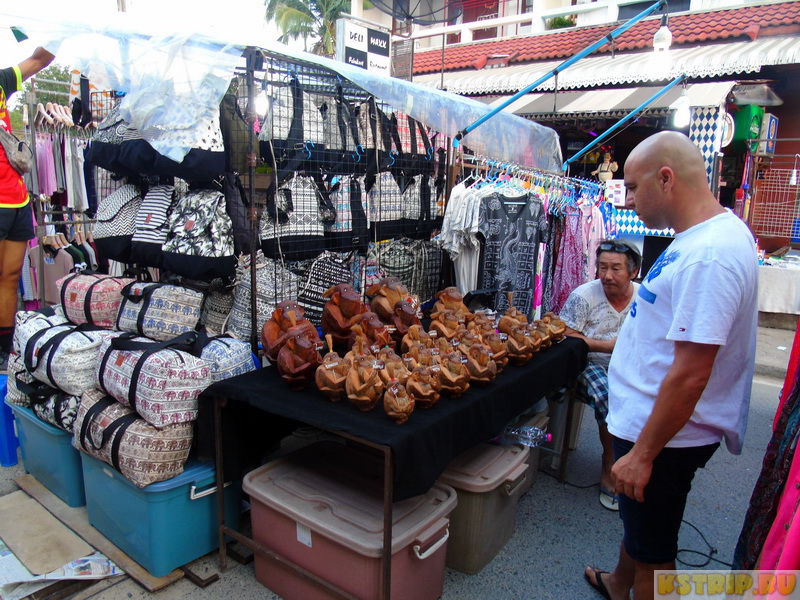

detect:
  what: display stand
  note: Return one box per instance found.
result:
[205,337,587,599]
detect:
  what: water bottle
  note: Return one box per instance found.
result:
[497,425,552,448]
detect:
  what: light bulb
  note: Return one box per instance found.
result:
[673,89,691,129]
[653,14,672,52]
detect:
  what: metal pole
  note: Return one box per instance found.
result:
[562,74,685,171]
[453,0,667,147]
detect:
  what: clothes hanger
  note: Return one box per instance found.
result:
[37,103,54,126]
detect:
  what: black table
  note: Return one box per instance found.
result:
[202,336,587,501]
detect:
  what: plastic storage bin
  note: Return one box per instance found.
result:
[80,453,241,577]
[244,441,457,600]
[8,400,85,507]
[437,442,529,574]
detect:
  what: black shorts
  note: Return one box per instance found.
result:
[0,202,35,242]
[613,436,719,564]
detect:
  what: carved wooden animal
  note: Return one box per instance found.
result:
[377,349,410,387]
[348,311,395,351]
[262,300,320,363]
[429,308,463,341]
[497,292,528,334]
[437,351,470,398]
[506,325,535,365]
[468,314,496,337]
[383,383,414,424]
[346,354,385,411]
[321,284,369,350]
[367,277,410,323]
[406,366,441,409]
[401,324,431,354]
[315,335,350,402]
[482,332,509,371]
[389,300,421,347]
[276,326,323,390]
[431,286,470,319]
[344,327,373,363]
[452,330,480,354]
[465,344,498,385]
[402,343,438,370]
[541,312,567,341]
[535,320,554,349]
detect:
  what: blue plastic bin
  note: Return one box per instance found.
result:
[81,453,242,577]
[0,375,18,467]
[7,400,85,507]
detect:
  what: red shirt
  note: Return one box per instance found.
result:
[0,66,28,208]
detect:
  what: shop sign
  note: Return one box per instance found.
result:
[605,179,626,207]
[335,19,391,75]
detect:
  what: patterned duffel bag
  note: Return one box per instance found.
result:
[56,271,134,329]
[74,389,194,488]
[95,333,211,428]
[16,378,81,432]
[196,333,257,383]
[5,352,34,408]
[115,282,204,342]
[13,310,69,356]
[21,323,119,397]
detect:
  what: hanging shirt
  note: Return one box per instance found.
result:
[478,189,547,317]
[0,66,28,208]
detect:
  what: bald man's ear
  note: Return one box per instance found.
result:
[658,166,675,192]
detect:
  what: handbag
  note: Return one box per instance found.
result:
[5,352,34,408]
[93,184,143,264]
[16,377,81,432]
[0,125,33,175]
[296,250,354,327]
[194,331,256,382]
[131,184,177,268]
[22,322,119,397]
[162,187,236,280]
[56,271,134,328]
[96,332,210,428]
[116,282,205,342]
[200,280,235,336]
[74,389,194,488]
[13,310,69,356]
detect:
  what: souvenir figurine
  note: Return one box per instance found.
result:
[346,354,385,411]
[465,343,498,385]
[344,328,373,363]
[506,325,535,365]
[432,332,453,357]
[406,365,441,409]
[482,331,509,371]
[321,284,369,351]
[383,382,414,424]
[468,312,496,337]
[497,292,528,334]
[535,320,554,349]
[315,335,350,402]
[377,348,411,387]
[389,299,421,347]
[452,329,481,354]
[431,286,471,319]
[276,326,323,390]
[524,325,544,354]
[401,324,432,354]
[429,308,464,341]
[348,311,395,351]
[541,312,567,341]
[437,351,471,398]
[367,277,411,323]
[403,343,438,370]
[262,300,320,363]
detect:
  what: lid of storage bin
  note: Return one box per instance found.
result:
[437,443,529,493]
[82,455,217,493]
[243,441,457,557]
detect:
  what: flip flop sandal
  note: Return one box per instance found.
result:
[599,487,619,511]
[585,567,612,600]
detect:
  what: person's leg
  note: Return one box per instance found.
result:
[0,239,27,352]
[631,557,674,600]
[599,421,615,492]
[585,541,635,599]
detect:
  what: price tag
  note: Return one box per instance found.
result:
[430,348,440,356]
[451,339,460,347]
[373,360,385,369]
[460,355,469,364]
[324,361,340,369]
[499,333,508,341]
[371,344,381,353]
[429,330,438,338]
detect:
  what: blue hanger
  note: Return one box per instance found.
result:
[303,140,315,160]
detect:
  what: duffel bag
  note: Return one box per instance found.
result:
[13,310,69,356]
[74,389,194,488]
[195,331,256,382]
[5,352,34,408]
[23,323,120,397]
[17,378,80,432]
[95,333,210,428]
[56,271,134,329]
[115,282,204,342]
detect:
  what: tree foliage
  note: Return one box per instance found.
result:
[265,0,350,57]
[8,63,72,135]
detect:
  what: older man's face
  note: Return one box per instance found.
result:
[597,251,635,296]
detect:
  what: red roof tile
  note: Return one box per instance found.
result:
[413,1,800,74]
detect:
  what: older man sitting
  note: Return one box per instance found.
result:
[560,239,641,510]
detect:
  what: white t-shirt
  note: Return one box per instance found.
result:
[559,278,639,368]
[607,210,758,455]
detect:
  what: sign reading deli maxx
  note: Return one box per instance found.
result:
[335,18,391,75]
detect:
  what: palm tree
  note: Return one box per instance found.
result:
[265,0,351,57]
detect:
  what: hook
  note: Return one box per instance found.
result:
[388,149,397,167]
[303,140,315,160]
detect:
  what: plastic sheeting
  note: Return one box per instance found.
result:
[6,13,561,171]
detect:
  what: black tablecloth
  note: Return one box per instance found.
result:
[200,336,587,501]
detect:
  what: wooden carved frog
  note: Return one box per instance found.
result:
[376,348,410,387]
[452,329,481,354]
[406,366,441,410]
[401,324,432,354]
[541,312,567,341]
[468,313,497,337]
[315,335,351,402]
[465,344,497,385]
[506,325,535,365]
[437,351,471,398]
[402,343,438,370]
[262,300,320,363]
[383,382,414,424]
[482,331,509,371]
[348,312,395,351]
[276,326,323,390]
[389,300,421,348]
[321,284,369,350]
[367,276,410,323]
[497,292,528,334]
[429,308,464,341]
[431,286,471,319]
[534,320,554,349]
[346,354,385,411]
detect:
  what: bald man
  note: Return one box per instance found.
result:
[584,132,758,600]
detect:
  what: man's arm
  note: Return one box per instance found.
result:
[18,47,55,82]
[564,326,616,354]
[611,340,719,502]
